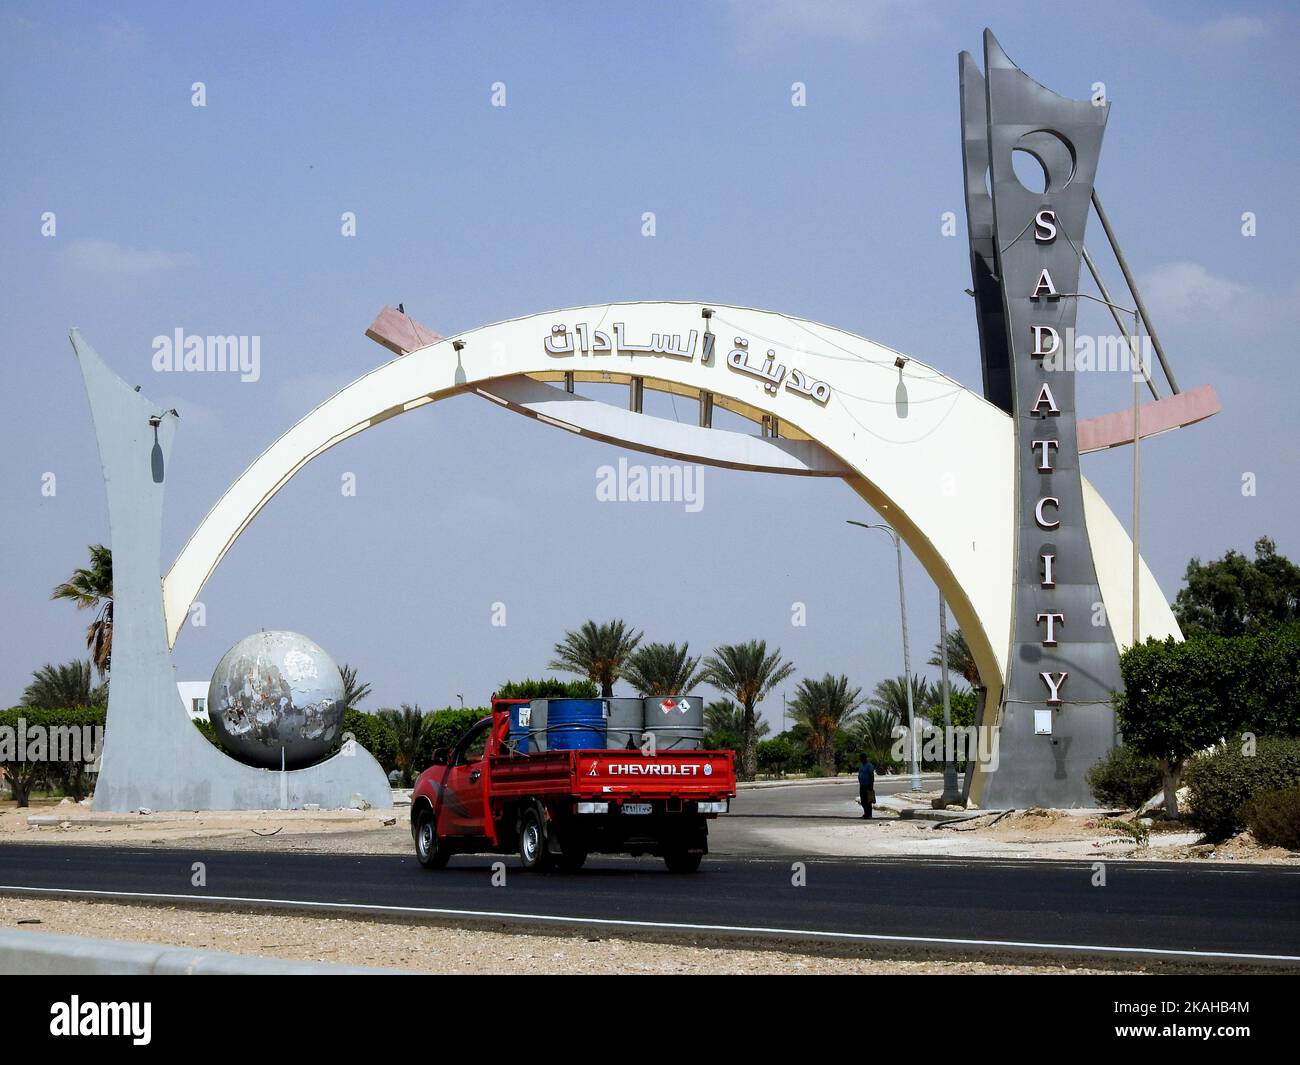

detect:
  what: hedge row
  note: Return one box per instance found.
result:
[0,706,107,805]
[495,678,599,699]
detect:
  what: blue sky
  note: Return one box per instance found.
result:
[2,1,1297,725]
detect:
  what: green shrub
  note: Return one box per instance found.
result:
[1244,624,1300,737]
[1115,633,1254,816]
[0,706,107,805]
[192,718,220,747]
[919,689,979,733]
[1098,817,1150,847]
[1086,745,1163,809]
[775,724,811,772]
[420,707,490,769]
[757,737,793,777]
[947,688,978,730]
[1239,786,1300,850]
[496,678,599,699]
[335,707,398,774]
[1184,737,1300,841]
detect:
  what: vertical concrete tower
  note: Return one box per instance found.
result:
[961,31,1124,807]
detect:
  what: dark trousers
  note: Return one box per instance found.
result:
[860,784,874,818]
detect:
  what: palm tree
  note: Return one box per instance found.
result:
[549,619,643,697]
[378,704,431,787]
[850,707,900,751]
[51,545,114,677]
[700,640,795,781]
[867,674,932,732]
[789,674,865,776]
[21,660,107,709]
[704,697,771,744]
[927,629,981,689]
[622,642,704,697]
[339,663,372,707]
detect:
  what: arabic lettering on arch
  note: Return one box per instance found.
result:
[542,320,832,403]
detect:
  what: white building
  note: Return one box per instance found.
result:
[177,681,209,721]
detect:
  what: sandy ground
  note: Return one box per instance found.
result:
[0,894,1197,974]
[4,797,1296,864]
[1,801,402,852]
[956,806,1299,864]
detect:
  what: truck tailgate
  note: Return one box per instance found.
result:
[574,749,736,798]
[486,750,575,799]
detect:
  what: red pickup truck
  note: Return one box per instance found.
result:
[410,698,736,873]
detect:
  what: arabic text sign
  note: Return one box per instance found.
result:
[543,322,831,405]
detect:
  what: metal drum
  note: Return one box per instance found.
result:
[546,698,606,751]
[506,700,548,754]
[605,697,645,750]
[642,694,705,751]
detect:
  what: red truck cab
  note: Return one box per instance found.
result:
[410,698,736,873]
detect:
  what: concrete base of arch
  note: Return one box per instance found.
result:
[71,330,392,812]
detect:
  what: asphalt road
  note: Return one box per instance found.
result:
[729,775,939,818]
[711,774,945,851]
[2,843,1297,964]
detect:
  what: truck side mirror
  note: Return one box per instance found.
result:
[432,747,449,765]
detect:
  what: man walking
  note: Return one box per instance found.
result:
[858,753,876,819]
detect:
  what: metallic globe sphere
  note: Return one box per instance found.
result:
[207,631,344,769]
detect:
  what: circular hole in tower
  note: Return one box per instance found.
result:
[1012,148,1048,194]
[1014,130,1078,192]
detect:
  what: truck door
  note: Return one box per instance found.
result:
[442,719,492,836]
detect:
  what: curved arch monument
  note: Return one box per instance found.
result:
[75,31,1216,811]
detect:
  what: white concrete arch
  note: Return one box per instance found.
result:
[162,300,1179,709]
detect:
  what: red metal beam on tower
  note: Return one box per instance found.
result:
[1078,383,1221,454]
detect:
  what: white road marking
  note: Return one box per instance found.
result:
[1,883,1296,964]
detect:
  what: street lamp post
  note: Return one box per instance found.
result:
[847,520,921,791]
[1131,314,1143,648]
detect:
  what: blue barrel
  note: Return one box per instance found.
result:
[546,699,606,751]
[506,701,538,754]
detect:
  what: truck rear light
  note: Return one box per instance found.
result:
[575,802,609,814]
[696,801,728,814]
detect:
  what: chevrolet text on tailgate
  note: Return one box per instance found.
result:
[602,761,709,775]
[410,697,737,873]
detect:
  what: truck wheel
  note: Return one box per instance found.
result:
[663,850,703,874]
[415,809,449,870]
[518,806,552,871]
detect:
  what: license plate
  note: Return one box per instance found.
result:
[621,803,653,815]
